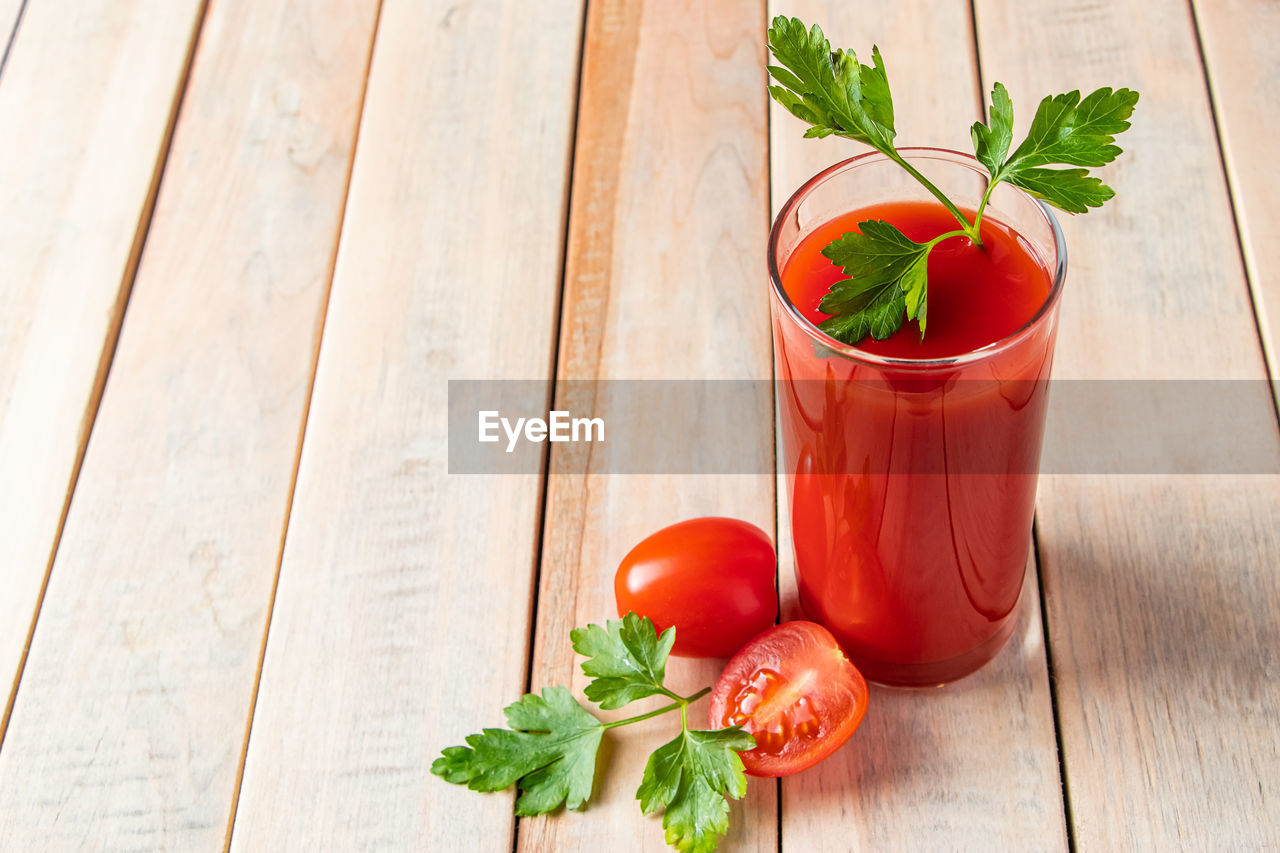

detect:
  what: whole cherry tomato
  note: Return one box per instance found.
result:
[709,621,868,777]
[614,517,777,658]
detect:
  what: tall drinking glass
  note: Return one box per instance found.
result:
[769,149,1066,687]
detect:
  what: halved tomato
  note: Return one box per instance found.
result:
[709,621,868,777]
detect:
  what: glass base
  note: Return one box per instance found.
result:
[842,607,1021,688]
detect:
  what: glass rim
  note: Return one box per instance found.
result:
[767,147,1068,370]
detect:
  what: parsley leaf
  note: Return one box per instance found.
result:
[1002,166,1116,214]
[430,686,604,815]
[971,81,1014,175]
[1005,87,1138,169]
[571,612,675,710]
[818,220,936,342]
[637,727,756,853]
[974,84,1139,213]
[766,16,896,151]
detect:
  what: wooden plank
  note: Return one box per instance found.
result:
[0,0,379,846]
[767,3,1067,850]
[0,0,205,738]
[228,1,585,849]
[518,2,776,851]
[973,0,1280,847]
[1193,0,1280,385]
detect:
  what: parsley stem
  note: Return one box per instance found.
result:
[925,228,971,250]
[972,179,997,236]
[600,687,712,730]
[601,702,682,729]
[679,686,712,705]
[888,151,985,248]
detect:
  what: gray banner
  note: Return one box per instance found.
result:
[447,380,1280,475]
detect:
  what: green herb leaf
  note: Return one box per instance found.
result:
[1004,166,1116,214]
[1007,87,1139,168]
[971,81,1014,175]
[637,727,756,853]
[980,85,1139,213]
[571,612,675,710]
[817,220,934,341]
[766,16,895,151]
[430,686,604,815]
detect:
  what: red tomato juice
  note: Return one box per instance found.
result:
[773,200,1058,685]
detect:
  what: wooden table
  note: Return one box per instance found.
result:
[1,0,1277,850]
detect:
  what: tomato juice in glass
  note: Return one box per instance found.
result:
[769,149,1066,687]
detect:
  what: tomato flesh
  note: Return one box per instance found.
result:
[615,517,777,658]
[710,621,867,777]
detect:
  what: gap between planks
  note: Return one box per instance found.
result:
[219,1,388,849]
[1031,520,1077,853]
[0,0,213,754]
[0,0,28,81]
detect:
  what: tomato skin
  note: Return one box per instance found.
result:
[709,621,868,777]
[614,517,777,659]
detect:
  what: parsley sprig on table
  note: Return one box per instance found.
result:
[432,613,754,853]
[767,15,1138,342]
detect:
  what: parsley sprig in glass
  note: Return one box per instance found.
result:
[767,15,1138,343]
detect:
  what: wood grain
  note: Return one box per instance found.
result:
[768,3,1067,850]
[228,1,585,849]
[0,0,205,741]
[0,0,379,847]
[519,1,776,851]
[1192,0,1280,388]
[974,0,1280,847]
